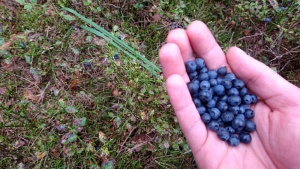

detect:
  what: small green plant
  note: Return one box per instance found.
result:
[15,0,37,11]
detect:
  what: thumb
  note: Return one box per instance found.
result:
[226,47,300,111]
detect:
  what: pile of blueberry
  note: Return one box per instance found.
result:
[185,58,257,146]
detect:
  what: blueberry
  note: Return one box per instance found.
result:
[233,79,245,89]
[216,77,223,84]
[193,98,202,107]
[227,88,239,96]
[207,99,217,108]
[200,67,208,73]
[239,87,248,96]
[224,73,236,81]
[222,79,232,89]
[236,114,245,121]
[208,120,220,131]
[185,60,197,73]
[221,111,234,122]
[199,89,213,102]
[231,118,245,130]
[198,73,209,81]
[238,105,247,114]
[217,101,228,112]
[114,54,119,60]
[244,109,255,119]
[219,95,228,102]
[199,80,210,90]
[244,120,256,132]
[213,85,225,96]
[243,94,252,104]
[265,17,271,22]
[197,106,207,115]
[213,96,219,102]
[280,6,285,11]
[201,113,211,124]
[228,135,240,146]
[250,94,258,104]
[85,61,91,67]
[207,70,218,79]
[187,81,199,94]
[229,106,239,115]
[239,132,252,144]
[195,58,205,70]
[225,126,235,134]
[217,66,227,76]
[217,118,224,126]
[217,128,230,141]
[209,79,218,87]
[228,96,242,106]
[208,108,221,120]
[188,72,198,80]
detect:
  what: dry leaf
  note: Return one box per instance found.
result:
[24,90,40,101]
[152,14,161,22]
[0,87,6,95]
[112,89,120,96]
[36,151,47,160]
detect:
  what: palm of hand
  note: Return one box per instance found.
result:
[159,21,300,169]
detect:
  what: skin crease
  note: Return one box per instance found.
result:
[159,21,300,169]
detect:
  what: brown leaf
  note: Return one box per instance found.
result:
[0,87,6,95]
[24,90,40,101]
[36,151,47,160]
[93,37,106,46]
[152,14,161,22]
[112,89,120,96]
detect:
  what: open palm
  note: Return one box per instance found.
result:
[159,21,300,169]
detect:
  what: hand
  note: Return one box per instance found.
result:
[159,21,300,169]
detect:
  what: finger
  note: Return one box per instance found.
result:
[186,21,228,70]
[166,74,207,155]
[166,28,194,61]
[159,43,190,82]
[226,47,300,111]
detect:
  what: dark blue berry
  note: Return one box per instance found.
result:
[244,120,256,132]
[244,109,255,119]
[236,114,245,121]
[224,73,236,81]
[209,79,218,86]
[225,126,235,134]
[218,118,224,126]
[193,98,202,107]
[207,70,218,79]
[239,132,252,144]
[200,80,210,90]
[200,67,208,73]
[85,61,91,67]
[201,113,211,124]
[231,118,245,131]
[114,54,119,60]
[213,96,219,102]
[227,88,239,96]
[228,96,242,106]
[208,120,220,131]
[198,73,209,81]
[216,77,223,84]
[217,66,227,76]
[250,94,258,104]
[208,108,221,120]
[233,79,245,89]
[207,99,217,108]
[238,105,247,114]
[217,128,230,141]
[265,17,271,22]
[195,58,205,70]
[199,89,213,102]
[280,6,285,11]
[222,79,232,89]
[213,85,225,96]
[185,60,197,73]
[228,135,240,146]
[197,106,207,115]
[229,106,239,115]
[243,94,252,104]
[188,72,198,80]
[187,81,199,94]
[217,101,228,112]
[221,111,234,122]
[239,87,248,96]
[219,95,228,102]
